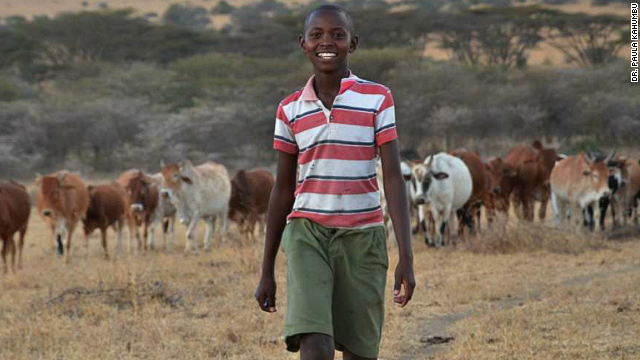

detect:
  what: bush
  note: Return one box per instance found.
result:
[0,78,19,102]
[163,4,211,31]
[211,0,235,14]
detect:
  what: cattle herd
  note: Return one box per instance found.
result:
[1,140,640,273]
[389,140,640,247]
[0,161,274,272]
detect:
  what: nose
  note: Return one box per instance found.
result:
[43,210,52,217]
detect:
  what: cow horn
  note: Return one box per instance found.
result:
[605,150,616,163]
[57,172,67,183]
[425,155,434,167]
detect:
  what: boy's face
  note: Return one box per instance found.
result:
[299,10,358,75]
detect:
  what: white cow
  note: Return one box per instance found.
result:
[148,172,177,250]
[160,160,231,253]
[410,153,473,247]
[377,160,416,243]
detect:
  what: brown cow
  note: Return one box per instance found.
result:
[0,181,30,273]
[505,140,559,222]
[117,170,159,254]
[229,169,274,241]
[36,171,90,263]
[483,157,516,226]
[550,152,611,231]
[82,183,127,259]
[449,149,485,234]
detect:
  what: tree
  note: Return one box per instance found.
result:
[433,7,547,70]
[211,0,235,14]
[544,12,628,67]
[162,4,211,31]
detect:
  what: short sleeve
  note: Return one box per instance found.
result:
[273,102,298,154]
[374,90,397,147]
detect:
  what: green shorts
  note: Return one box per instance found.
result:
[281,218,388,358]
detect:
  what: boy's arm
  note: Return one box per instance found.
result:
[379,139,416,307]
[255,150,298,313]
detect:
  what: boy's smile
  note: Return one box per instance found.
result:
[299,9,358,74]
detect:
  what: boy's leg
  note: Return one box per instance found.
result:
[299,333,335,360]
[331,226,388,359]
[283,219,336,356]
[343,349,375,360]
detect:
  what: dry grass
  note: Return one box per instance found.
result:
[1,197,639,359]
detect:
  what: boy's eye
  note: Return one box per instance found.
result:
[333,32,345,39]
[309,32,321,39]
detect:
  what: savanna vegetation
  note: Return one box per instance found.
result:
[0,0,636,179]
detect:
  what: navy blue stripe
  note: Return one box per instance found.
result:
[274,135,297,145]
[298,173,377,183]
[333,104,378,114]
[375,123,395,134]
[299,139,375,153]
[294,205,381,214]
[290,108,323,125]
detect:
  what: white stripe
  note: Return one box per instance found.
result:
[339,89,385,110]
[299,159,376,180]
[274,119,296,142]
[375,106,395,131]
[294,192,380,212]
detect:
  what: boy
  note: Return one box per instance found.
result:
[255,5,415,360]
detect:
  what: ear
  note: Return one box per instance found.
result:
[298,34,306,53]
[433,172,449,180]
[181,176,193,185]
[349,34,359,53]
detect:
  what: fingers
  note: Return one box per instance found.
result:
[255,291,277,313]
[393,274,416,308]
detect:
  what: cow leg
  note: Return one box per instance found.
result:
[203,217,215,252]
[219,207,229,243]
[185,214,201,254]
[64,230,72,264]
[115,219,124,256]
[551,193,565,228]
[168,215,176,251]
[126,216,137,255]
[17,227,26,270]
[101,228,109,260]
[84,230,90,259]
[142,221,150,254]
[1,237,9,274]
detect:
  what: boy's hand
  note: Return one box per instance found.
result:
[393,261,415,307]
[255,274,277,313]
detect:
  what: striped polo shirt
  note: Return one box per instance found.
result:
[273,72,397,229]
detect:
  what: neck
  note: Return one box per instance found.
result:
[313,68,350,98]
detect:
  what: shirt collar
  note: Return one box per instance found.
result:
[300,71,359,101]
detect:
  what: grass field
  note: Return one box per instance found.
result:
[1,199,639,359]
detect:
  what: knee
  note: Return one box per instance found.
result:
[299,333,334,360]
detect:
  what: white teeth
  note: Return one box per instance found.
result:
[318,53,337,58]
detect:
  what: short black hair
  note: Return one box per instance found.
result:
[303,4,355,35]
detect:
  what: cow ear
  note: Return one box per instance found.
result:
[181,176,193,184]
[433,172,449,180]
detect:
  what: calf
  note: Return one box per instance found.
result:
[36,171,90,263]
[411,153,472,247]
[149,172,177,250]
[117,170,159,254]
[82,183,127,259]
[550,152,611,231]
[161,160,231,253]
[0,181,30,273]
[229,168,274,241]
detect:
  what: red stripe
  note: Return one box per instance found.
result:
[348,82,390,96]
[375,128,397,147]
[299,144,376,164]
[293,112,326,133]
[379,92,394,113]
[288,210,384,228]
[280,90,303,107]
[332,109,374,127]
[274,140,298,154]
[296,179,379,195]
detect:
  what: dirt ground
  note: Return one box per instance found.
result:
[1,199,639,359]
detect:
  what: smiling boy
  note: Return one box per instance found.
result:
[255,5,415,360]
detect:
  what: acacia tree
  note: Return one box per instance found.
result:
[544,12,628,68]
[433,7,548,70]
